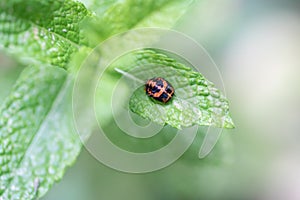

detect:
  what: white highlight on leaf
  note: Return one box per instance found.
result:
[114,68,144,84]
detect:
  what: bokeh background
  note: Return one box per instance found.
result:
[1,0,300,199]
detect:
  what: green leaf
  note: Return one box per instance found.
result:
[0,0,92,68]
[0,57,23,104]
[89,0,195,125]
[78,0,118,16]
[85,0,193,43]
[0,0,196,199]
[0,66,81,199]
[113,49,234,129]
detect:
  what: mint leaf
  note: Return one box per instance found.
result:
[91,0,195,124]
[0,0,197,199]
[0,0,92,68]
[85,0,193,43]
[113,49,234,129]
[78,0,117,16]
[0,66,81,199]
[0,60,23,104]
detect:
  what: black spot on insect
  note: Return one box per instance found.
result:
[145,77,175,103]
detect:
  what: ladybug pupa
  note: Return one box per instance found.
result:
[145,77,175,103]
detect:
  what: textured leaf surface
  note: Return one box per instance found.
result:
[91,0,195,123]
[0,0,196,199]
[113,49,234,129]
[0,66,81,199]
[0,0,92,68]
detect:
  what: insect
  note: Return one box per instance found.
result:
[145,77,175,103]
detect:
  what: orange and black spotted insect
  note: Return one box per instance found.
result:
[145,77,175,103]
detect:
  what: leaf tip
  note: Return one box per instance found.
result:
[224,116,235,129]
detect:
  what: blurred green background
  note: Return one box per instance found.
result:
[1,0,300,199]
